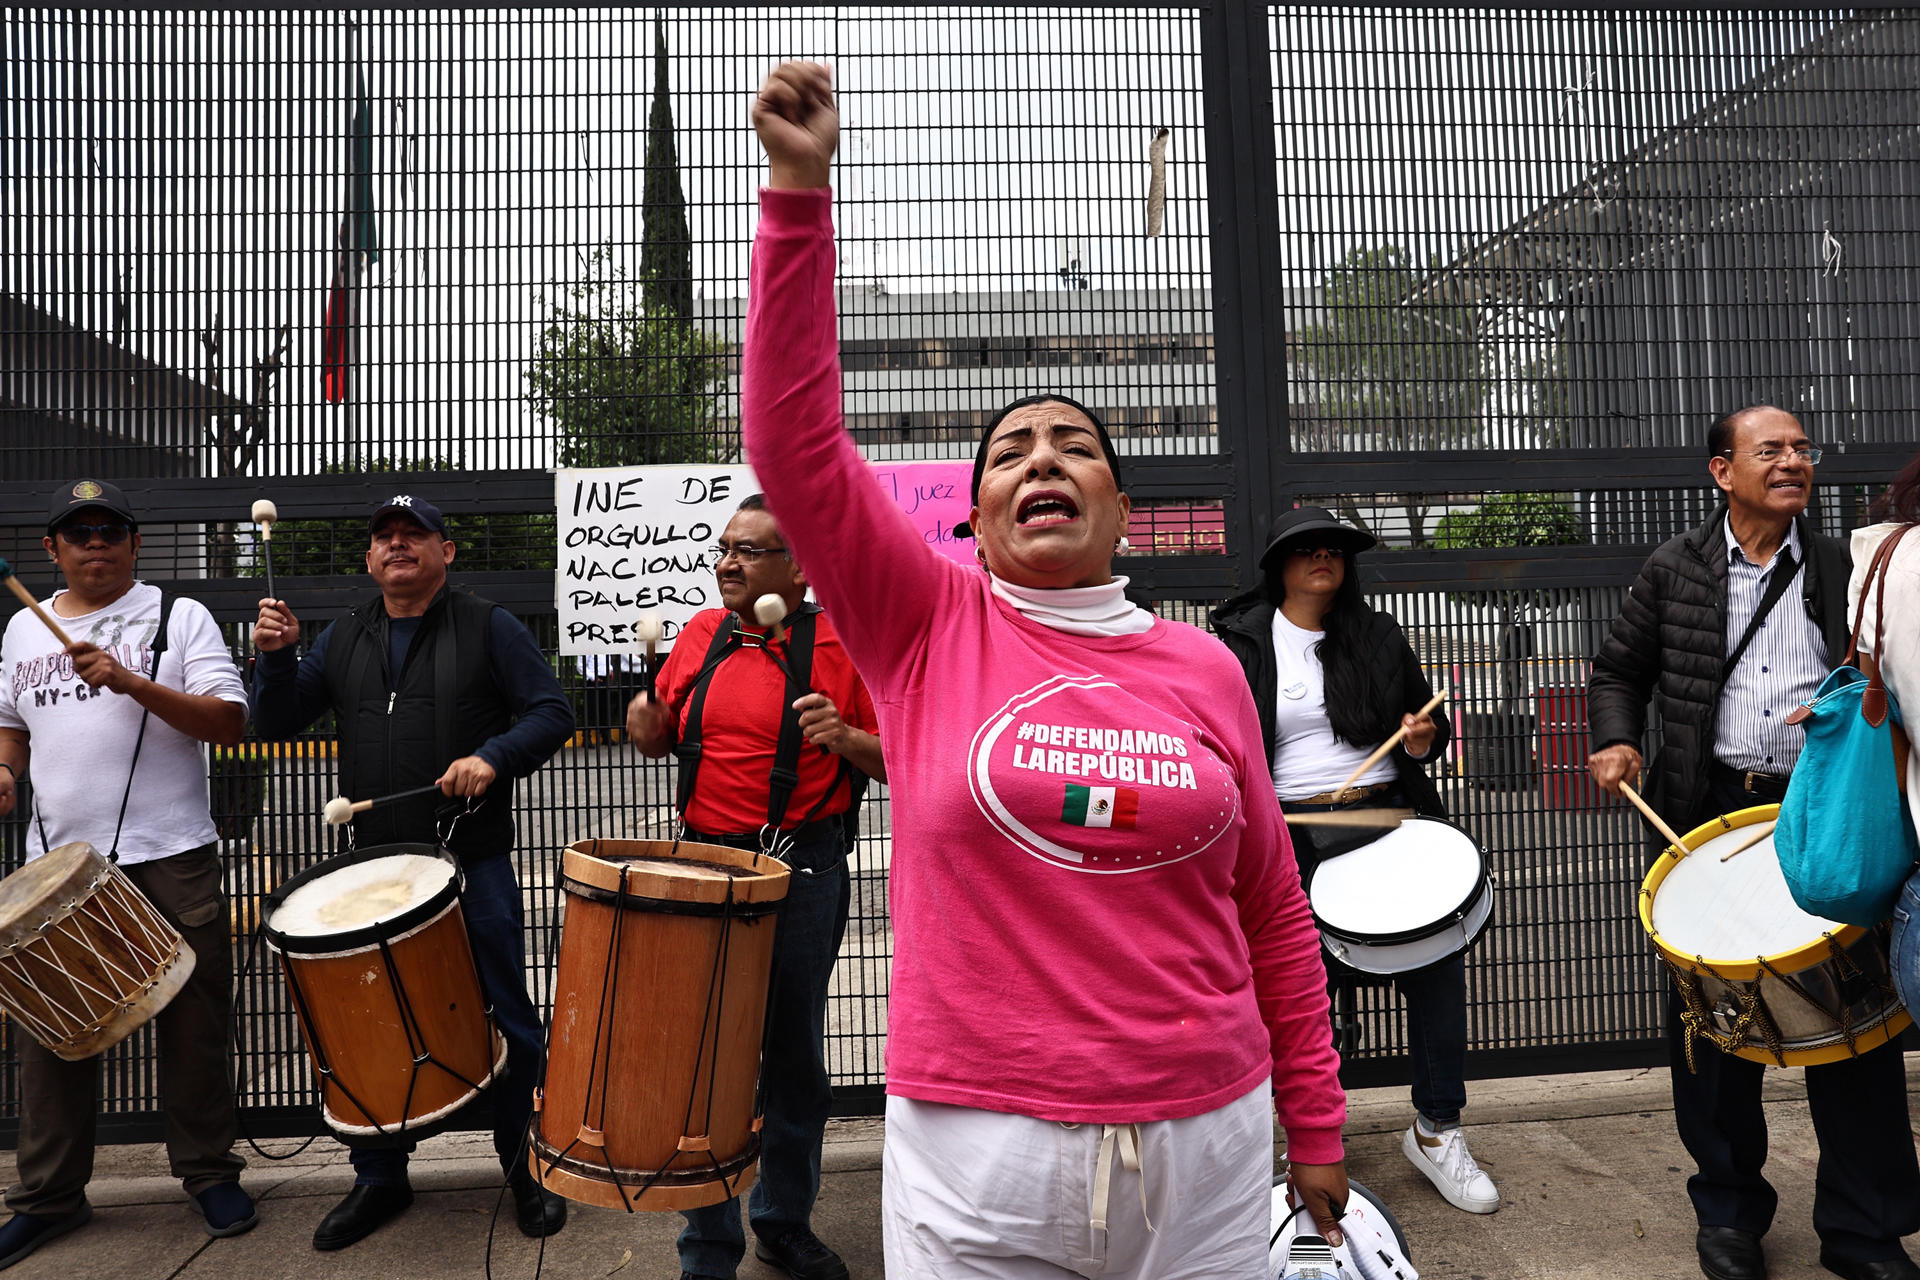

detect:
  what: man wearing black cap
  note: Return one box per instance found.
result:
[250,493,575,1251]
[0,479,257,1266]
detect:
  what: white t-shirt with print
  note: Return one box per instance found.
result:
[1268,611,1397,801]
[0,582,248,863]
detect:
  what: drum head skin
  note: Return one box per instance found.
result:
[263,844,460,953]
[1641,804,1858,978]
[0,843,107,948]
[269,853,456,939]
[1649,806,1836,961]
[1309,818,1485,941]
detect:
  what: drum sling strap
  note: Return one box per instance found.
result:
[35,591,176,865]
[1721,543,1801,685]
[672,605,852,847]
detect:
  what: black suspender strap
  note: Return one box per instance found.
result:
[765,610,820,833]
[673,605,846,836]
[1721,545,1800,685]
[673,614,744,817]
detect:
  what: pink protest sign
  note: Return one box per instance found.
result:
[869,460,975,566]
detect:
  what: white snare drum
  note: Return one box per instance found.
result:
[0,841,195,1060]
[1640,804,1909,1067]
[1306,817,1493,975]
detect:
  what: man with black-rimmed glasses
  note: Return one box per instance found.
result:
[628,492,882,1280]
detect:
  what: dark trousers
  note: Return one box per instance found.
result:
[1285,788,1471,1129]
[679,825,850,1278]
[1668,775,1920,1261]
[7,845,244,1217]
[1396,954,1469,1129]
[349,852,545,1186]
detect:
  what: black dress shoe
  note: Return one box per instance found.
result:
[1821,1252,1920,1280]
[507,1170,567,1239]
[1698,1226,1767,1280]
[312,1184,413,1252]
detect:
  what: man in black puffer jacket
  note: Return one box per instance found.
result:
[1587,406,1920,1280]
[251,494,575,1254]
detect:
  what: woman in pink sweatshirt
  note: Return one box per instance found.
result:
[746,64,1347,1279]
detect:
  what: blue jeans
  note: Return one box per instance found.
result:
[678,826,850,1278]
[350,853,546,1186]
[1892,869,1920,1014]
[1395,954,1468,1130]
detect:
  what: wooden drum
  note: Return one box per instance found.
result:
[0,841,195,1060]
[263,844,505,1139]
[530,838,789,1211]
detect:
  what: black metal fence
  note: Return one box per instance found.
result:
[3,3,1918,1143]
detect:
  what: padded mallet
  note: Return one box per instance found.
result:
[322,783,446,826]
[250,499,278,603]
[754,593,786,645]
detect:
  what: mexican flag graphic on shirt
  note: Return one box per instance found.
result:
[1061,783,1139,829]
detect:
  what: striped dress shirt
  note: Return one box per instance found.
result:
[1715,515,1829,774]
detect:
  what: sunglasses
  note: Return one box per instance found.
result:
[56,522,133,546]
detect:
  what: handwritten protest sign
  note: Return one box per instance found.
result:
[556,459,978,655]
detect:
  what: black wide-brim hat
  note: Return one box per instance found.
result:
[1258,504,1376,572]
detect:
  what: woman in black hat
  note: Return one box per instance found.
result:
[1211,506,1501,1217]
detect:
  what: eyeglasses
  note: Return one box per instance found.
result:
[711,542,789,563]
[56,522,132,546]
[1721,445,1823,465]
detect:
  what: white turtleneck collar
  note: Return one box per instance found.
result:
[988,573,1155,637]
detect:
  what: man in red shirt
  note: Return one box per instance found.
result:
[628,493,882,1280]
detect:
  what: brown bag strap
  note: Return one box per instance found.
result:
[1853,525,1914,727]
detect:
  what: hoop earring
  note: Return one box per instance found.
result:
[975,548,988,567]
[1115,537,1132,556]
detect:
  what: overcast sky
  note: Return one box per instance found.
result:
[4,6,1830,474]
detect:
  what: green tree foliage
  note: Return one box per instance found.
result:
[522,15,722,471]
[1291,244,1489,452]
[642,15,693,323]
[1433,492,1585,710]
[525,249,727,469]
[267,457,556,577]
[1291,244,1490,545]
[1431,492,1583,552]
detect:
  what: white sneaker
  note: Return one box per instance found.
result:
[1402,1119,1500,1214]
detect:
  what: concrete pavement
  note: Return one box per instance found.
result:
[6,1059,1918,1279]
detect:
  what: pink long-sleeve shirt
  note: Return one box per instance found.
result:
[743,187,1345,1164]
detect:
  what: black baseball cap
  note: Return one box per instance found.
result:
[1258,505,1376,572]
[952,393,1123,540]
[369,494,449,538]
[47,478,137,534]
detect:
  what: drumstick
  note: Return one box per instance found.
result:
[633,612,663,696]
[1619,781,1693,855]
[323,783,446,826]
[754,593,786,645]
[0,558,75,648]
[251,499,278,604]
[1330,690,1449,799]
[1284,808,1414,828]
[1720,822,1776,862]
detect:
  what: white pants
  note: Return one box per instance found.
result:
[882,1081,1274,1279]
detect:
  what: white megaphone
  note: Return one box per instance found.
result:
[1270,1173,1418,1280]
